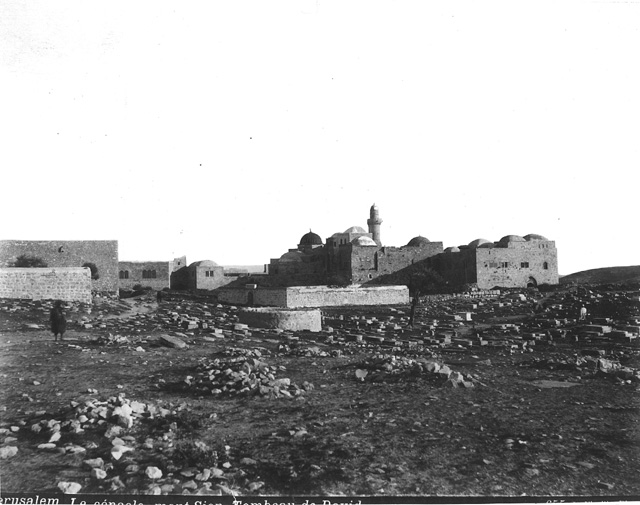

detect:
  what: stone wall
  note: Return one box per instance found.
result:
[428,250,478,286]
[118,261,171,290]
[475,244,558,289]
[0,267,92,303]
[218,285,409,308]
[0,240,118,293]
[286,285,410,307]
[238,307,322,332]
[341,243,444,284]
[216,287,288,307]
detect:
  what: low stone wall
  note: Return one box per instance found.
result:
[218,285,409,308]
[421,290,501,302]
[284,285,408,308]
[0,267,92,303]
[238,307,322,332]
[216,287,288,307]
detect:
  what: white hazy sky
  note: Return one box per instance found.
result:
[1,0,638,275]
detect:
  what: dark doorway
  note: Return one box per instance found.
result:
[527,276,538,288]
[247,291,254,306]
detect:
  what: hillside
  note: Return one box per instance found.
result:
[560,265,640,285]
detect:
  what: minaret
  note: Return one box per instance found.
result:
[367,203,382,246]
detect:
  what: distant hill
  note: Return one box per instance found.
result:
[560,265,640,286]
[222,265,265,274]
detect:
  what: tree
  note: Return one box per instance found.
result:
[13,254,48,267]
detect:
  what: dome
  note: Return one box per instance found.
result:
[524,234,549,241]
[299,230,323,246]
[344,226,367,234]
[190,260,218,268]
[478,242,495,249]
[497,235,526,247]
[407,236,430,247]
[468,238,491,249]
[444,246,460,253]
[279,251,303,262]
[351,236,378,246]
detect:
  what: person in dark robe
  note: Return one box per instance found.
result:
[408,292,420,328]
[50,300,66,341]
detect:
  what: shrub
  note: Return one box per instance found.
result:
[13,255,48,267]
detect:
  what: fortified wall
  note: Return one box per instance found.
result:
[217,285,409,308]
[0,240,118,294]
[0,267,92,303]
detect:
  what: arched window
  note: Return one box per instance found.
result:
[543,262,549,270]
[142,269,157,279]
[119,270,129,279]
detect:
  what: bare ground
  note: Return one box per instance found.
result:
[1,288,639,501]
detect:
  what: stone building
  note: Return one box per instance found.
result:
[118,256,185,290]
[170,259,235,291]
[268,205,444,286]
[428,234,558,289]
[266,205,559,291]
[0,240,119,294]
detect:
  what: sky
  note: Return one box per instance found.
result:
[1,0,638,275]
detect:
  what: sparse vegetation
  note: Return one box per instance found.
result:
[12,254,47,268]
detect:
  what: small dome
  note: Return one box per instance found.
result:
[407,236,431,247]
[280,251,303,262]
[299,231,323,246]
[351,236,378,246]
[497,235,525,247]
[445,246,460,253]
[524,234,549,241]
[190,260,218,268]
[344,226,367,234]
[468,238,491,249]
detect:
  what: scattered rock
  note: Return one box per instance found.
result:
[145,466,163,479]
[0,446,18,459]
[58,482,82,494]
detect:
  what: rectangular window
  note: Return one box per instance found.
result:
[521,262,529,268]
[489,262,498,268]
[501,262,509,268]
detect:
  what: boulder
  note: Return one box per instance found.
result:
[159,334,188,349]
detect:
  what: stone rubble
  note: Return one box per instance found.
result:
[182,347,314,398]
[1,285,639,495]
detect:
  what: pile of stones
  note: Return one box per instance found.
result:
[183,348,314,398]
[359,353,476,388]
[523,354,640,382]
[94,333,132,345]
[278,343,343,358]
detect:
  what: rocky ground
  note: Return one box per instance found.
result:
[0,286,639,500]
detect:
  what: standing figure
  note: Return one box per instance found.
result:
[50,300,67,341]
[408,292,420,328]
[579,306,587,321]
